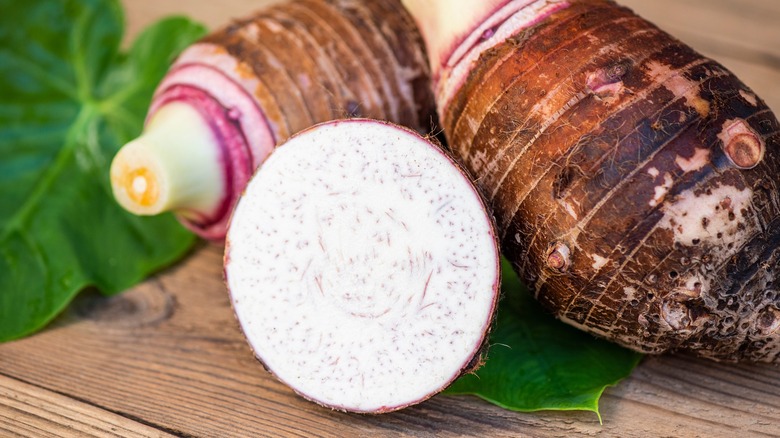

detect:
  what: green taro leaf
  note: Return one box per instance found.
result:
[445,260,643,417]
[0,0,207,341]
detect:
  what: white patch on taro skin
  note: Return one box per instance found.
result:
[560,200,578,219]
[591,254,609,271]
[649,172,674,207]
[647,167,660,178]
[659,183,754,261]
[225,120,498,413]
[623,287,637,301]
[239,22,261,41]
[740,89,758,106]
[645,61,710,117]
[675,147,710,173]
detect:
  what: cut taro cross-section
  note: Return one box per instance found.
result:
[224,119,500,413]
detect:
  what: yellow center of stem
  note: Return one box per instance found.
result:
[122,167,159,208]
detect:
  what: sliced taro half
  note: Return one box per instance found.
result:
[224,119,500,413]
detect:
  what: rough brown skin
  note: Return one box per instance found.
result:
[202,0,437,141]
[439,0,780,362]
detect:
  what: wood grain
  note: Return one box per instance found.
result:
[0,375,174,438]
[1,0,779,436]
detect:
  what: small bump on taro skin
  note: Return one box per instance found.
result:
[546,242,571,273]
[719,119,765,170]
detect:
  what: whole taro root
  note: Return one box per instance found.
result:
[403,0,780,362]
[111,0,436,240]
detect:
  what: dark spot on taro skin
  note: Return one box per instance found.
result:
[587,59,632,97]
[225,22,242,35]
[346,101,361,117]
[754,178,773,192]
[552,166,581,199]
[752,340,767,350]
[606,59,632,82]
[651,119,667,131]
[647,292,656,301]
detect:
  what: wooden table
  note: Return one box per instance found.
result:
[2,1,779,436]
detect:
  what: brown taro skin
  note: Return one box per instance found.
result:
[442,0,780,362]
[152,0,437,239]
[202,0,437,140]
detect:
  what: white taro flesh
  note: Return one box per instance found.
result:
[224,119,500,412]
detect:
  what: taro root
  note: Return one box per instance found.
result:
[403,0,780,362]
[224,119,500,412]
[111,0,435,240]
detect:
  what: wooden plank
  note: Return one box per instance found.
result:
[0,374,174,438]
[0,245,779,437]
